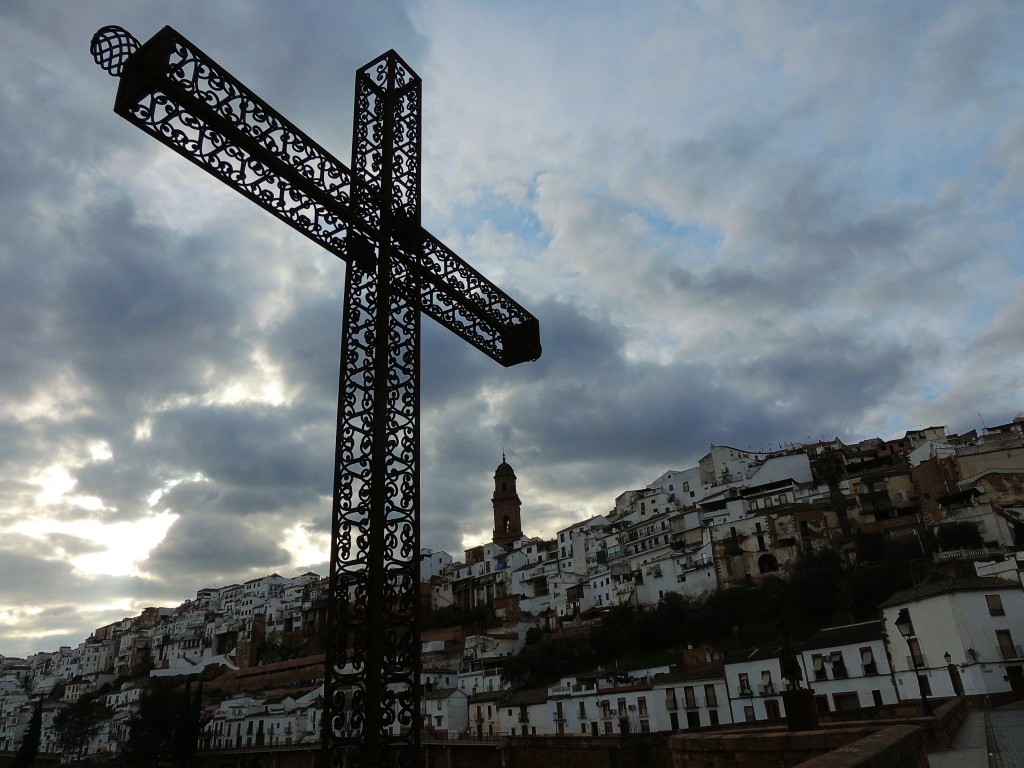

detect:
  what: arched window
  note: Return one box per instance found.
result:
[758,554,779,574]
[502,515,511,534]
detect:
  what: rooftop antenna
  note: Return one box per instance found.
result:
[978,412,988,429]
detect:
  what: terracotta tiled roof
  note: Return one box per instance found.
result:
[796,620,884,650]
[878,576,1020,609]
[502,687,548,706]
[651,668,725,684]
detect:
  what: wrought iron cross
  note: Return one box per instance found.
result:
[91,26,541,768]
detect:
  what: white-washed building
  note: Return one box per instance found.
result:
[798,621,897,713]
[422,687,468,739]
[879,576,1024,705]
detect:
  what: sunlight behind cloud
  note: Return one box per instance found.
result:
[14,513,179,578]
[281,523,327,568]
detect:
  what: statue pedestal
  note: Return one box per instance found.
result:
[781,688,819,732]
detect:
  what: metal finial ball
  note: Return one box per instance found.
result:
[91,26,140,77]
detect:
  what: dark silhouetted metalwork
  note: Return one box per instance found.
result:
[91,25,541,768]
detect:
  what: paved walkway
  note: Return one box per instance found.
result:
[927,705,1024,768]
[986,707,1024,768]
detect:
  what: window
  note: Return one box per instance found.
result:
[860,647,877,675]
[743,705,755,722]
[616,698,627,717]
[666,689,677,710]
[684,686,697,708]
[987,594,1006,616]
[579,701,586,717]
[996,630,1018,661]
[760,670,774,694]
[638,697,648,716]
[833,692,860,712]
[709,709,719,726]
[738,673,751,695]
[704,684,718,707]
[812,654,827,681]
[764,700,780,719]
[831,652,848,679]
[908,638,925,667]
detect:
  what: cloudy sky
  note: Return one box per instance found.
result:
[2,1,1023,658]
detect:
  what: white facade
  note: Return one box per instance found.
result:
[880,577,1024,703]
[422,688,468,738]
[798,621,898,713]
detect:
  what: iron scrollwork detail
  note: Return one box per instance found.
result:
[92,25,542,768]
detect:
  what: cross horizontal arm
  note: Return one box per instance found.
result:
[101,25,541,367]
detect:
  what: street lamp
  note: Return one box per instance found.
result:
[895,608,933,716]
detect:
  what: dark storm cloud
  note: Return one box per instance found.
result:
[0,539,78,602]
[53,198,247,405]
[153,405,321,489]
[146,514,291,582]
[264,297,347,404]
[3,0,1024,658]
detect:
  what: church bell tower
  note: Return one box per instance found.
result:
[492,454,523,549]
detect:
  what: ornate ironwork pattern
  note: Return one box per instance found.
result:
[91,25,542,768]
[327,51,423,768]
[91,26,140,77]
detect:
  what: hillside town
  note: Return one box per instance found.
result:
[2,418,1024,759]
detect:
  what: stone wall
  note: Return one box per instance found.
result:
[668,697,969,768]
[506,733,673,768]
[794,726,927,768]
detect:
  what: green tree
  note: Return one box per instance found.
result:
[815,450,850,538]
[786,549,844,629]
[502,637,596,689]
[52,691,112,761]
[123,679,205,768]
[12,698,43,768]
[936,521,983,551]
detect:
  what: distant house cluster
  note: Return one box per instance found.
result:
[2,418,1024,755]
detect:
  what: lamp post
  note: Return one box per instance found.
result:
[895,608,933,716]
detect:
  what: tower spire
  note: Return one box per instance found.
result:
[492,456,522,549]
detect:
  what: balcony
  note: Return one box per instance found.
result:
[758,684,776,696]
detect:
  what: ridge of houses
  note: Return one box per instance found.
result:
[3,418,1024,756]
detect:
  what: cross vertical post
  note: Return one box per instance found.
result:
[90,24,541,768]
[329,52,423,766]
